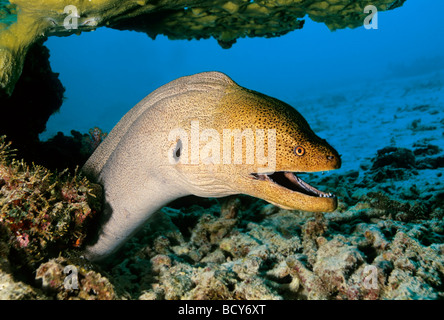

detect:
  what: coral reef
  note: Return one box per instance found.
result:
[0,134,119,300]
[0,230,49,299]
[0,136,102,273]
[0,0,406,94]
[0,72,442,300]
[2,137,442,299]
[35,257,116,300]
[108,173,444,300]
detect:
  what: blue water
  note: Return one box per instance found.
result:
[40,0,444,140]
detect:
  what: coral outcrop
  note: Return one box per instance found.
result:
[0,231,49,299]
[0,0,406,95]
[36,257,116,300]
[0,136,102,273]
[0,135,118,300]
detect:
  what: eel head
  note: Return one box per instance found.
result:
[167,79,341,213]
[220,87,342,212]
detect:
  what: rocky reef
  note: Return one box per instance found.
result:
[108,153,443,300]
[35,257,116,300]
[0,136,102,276]
[2,154,443,300]
[0,71,443,300]
[1,0,406,95]
[0,133,120,300]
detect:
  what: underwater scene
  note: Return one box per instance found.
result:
[0,0,443,301]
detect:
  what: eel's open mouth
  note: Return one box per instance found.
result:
[250,171,335,198]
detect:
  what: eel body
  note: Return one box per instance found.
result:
[82,71,341,261]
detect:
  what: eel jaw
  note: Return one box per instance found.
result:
[249,171,337,212]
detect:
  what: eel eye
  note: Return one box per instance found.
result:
[173,139,182,161]
[294,146,305,156]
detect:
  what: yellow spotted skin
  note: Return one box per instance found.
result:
[208,83,341,212]
[217,86,340,172]
[82,71,341,260]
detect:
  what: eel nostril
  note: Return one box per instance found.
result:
[327,154,342,169]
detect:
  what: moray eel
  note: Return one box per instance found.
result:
[82,71,341,261]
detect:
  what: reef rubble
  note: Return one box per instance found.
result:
[108,167,443,300]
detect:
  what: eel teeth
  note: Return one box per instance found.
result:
[320,193,333,198]
[251,172,335,199]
